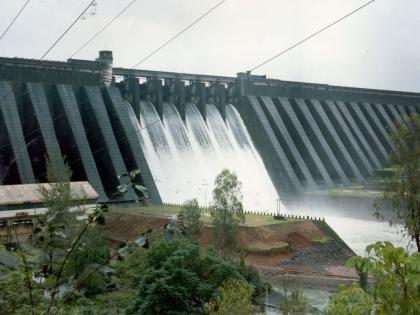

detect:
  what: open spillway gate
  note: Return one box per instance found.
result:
[0,51,419,204]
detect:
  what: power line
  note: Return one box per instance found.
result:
[0,0,99,136]
[1,0,223,180]
[0,0,100,150]
[0,0,31,42]
[249,0,377,72]
[0,0,168,157]
[131,0,226,69]
[40,0,97,60]
[69,0,138,59]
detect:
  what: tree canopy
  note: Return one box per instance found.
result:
[210,169,245,258]
[385,113,420,252]
[326,241,420,314]
[125,240,260,315]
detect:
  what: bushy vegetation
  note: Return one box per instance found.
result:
[179,198,203,241]
[3,161,419,314]
[0,161,110,314]
[124,239,262,314]
[324,283,374,315]
[205,278,254,315]
[325,241,420,314]
[384,113,420,252]
[0,168,265,314]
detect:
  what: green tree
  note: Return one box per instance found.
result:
[205,279,253,315]
[324,283,374,315]
[64,226,110,295]
[37,160,77,275]
[117,245,148,289]
[326,241,420,314]
[385,113,420,252]
[349,256,370,292]
[210,169,245,258]
[65,227,109,277]
[179,198,202,241]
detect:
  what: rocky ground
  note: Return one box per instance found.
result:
[282,241,351,272]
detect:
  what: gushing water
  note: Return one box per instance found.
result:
[130,101,281,211]
[126,100,412,254]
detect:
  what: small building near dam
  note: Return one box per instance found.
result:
[0,181,98,245]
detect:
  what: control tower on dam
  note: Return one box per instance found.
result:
[0,51,419,206]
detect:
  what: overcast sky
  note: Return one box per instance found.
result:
[1,0,419,92]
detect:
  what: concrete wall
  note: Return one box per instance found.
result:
[237,95,419,197]
[0,79,161,204]
[1,55,420,206]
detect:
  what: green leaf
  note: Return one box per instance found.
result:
[53,230,66,238]
[117,185,128,193]
[129,169,141,177]
[117,172,129,179]
[134,184,147,193]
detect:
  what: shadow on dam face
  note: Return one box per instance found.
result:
[0,53,419,212]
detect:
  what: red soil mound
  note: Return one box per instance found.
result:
[286,232,311,249]
[105,212,169,241]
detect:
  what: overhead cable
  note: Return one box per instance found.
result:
[0,0,98,109]
[131,0,226,69]
[0,0,31,42]
[0,0,100,150]
[69,0,138,58]
[40,0,98,60]
[249,0,376,72]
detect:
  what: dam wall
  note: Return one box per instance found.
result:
[0,52,419,207]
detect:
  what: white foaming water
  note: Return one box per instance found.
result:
[326,216,413,255]
[130,101,281,211]
[288,205,413,255]
[127,100,412,254]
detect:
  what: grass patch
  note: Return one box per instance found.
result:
[310,236,331,244]
[110,205,304,227]
[242,214,302,227]
[244,241,290,255]
[111,205,182,215]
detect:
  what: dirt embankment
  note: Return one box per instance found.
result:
[105,211,356,285]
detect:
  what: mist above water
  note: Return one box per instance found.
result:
[287,204,413,255]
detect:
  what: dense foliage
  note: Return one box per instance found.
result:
[0,161,109,314]
[324,283,374,315]
[326,241,420,314]
[179,198,203,241]
[124,239,260,314]
[385,113,420,252]
[205,278,253,315]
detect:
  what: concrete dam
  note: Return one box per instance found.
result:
[1,51,419,211]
